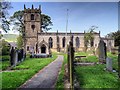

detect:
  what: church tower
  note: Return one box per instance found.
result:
[24,4,42,53]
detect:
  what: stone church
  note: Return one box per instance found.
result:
[24,5,114,55]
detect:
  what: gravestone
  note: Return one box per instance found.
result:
[10,47,15,66]
[18,50,21,62]
[98,39,107,63]
[21,49,24,61]
[106,57,112,71]
[67,45,70,82]
[67,41,74,88]
[13,49,18,66]
[118,45,120,78]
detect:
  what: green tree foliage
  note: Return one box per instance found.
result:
[0,1,12,32]
[2,39,10,55]
[84,26,98,52]
[0,33,3,39]
[106,30,120,46]
[41,14,53,32]
[17,34,23,49]
[10,10,24,35]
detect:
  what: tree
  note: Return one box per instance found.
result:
[41,14,53,32]
[106,30,120,46]
[10,10,24,35]
[2,39,10,55]
[0,1,12,32]
[17,34,23,49]
[84,26,98,52]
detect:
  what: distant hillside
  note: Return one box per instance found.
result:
[3,34,19,42]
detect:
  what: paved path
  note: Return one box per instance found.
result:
[19,55,63,88]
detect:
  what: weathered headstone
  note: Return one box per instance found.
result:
[21,49,24,61]
[118,45,120,78]
[67,45,70,82]
[18,50,21,62]
[98,39,107,63]
[10,47,14,66]
[67,41,74,88]
[106,57,112,71]
[31,49,34,58]
[13,49,18,66]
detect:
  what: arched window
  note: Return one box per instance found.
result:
[31,25,35,31]
[62,37,66,48]
[31,14,34,20]
[76,37,80,48]
[57,36,59,44]
[49,37,53,48]
[90,39,94,47]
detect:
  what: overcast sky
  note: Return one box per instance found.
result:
[1,1,118,37]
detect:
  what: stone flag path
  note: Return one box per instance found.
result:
[19,55,63,88]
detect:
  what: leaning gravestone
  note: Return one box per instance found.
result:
[106,57,112,71]
[18,50,21,62]
[118,45,120,78]
[13,49,18,66]
[21,49,24,61]
[98,39,107,63]
[10,47,15,66]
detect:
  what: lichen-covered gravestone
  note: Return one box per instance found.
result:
[13,49,18,66]
[21,49,24,61]
[98,39,107,63]
[118,45,120,78]
[106,57,112,71]
[10,47,14,66]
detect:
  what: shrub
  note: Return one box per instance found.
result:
[2,40,10,55]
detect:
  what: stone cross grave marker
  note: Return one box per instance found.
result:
[98,39,107,63]
[106,57,112,71]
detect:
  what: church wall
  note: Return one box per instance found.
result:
[26,38,37,53]
[37,33,100,52]
[94,35,100,47]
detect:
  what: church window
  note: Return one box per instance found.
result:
[27,46,29,51]
[57,36,59,44]
[62,37,66,48]
[90,39,94,47]
[49,37,53,48]
[76,37,80,48]
[31,25,35,31]
[31,14,34,20]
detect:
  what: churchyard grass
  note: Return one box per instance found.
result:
[0,55,10,70]
[75,52,118,88]
[1,61,10,70]
[55,52,118,88]
[107,53,118,70]
[75,65,118,88]
[1,55,10,61]
[55,54,67,88]
[2,54,57,89]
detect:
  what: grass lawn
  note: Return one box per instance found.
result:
[75,65,118,88]
[75,52,119,88]
[55,53,67,89]
[55,52,119,88]
[107,53,118,70]
[0,55,10,70]
[2,54,57,89]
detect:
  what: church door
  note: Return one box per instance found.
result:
[41,44,46,53]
